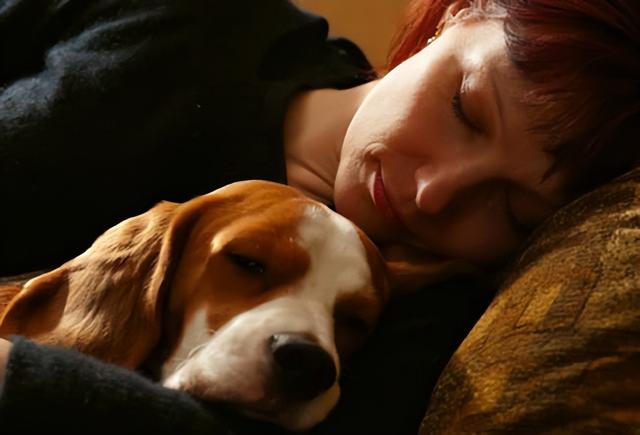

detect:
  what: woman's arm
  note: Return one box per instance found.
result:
[0,337,280,434]
[0,0,200,275]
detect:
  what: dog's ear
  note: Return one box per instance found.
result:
[382,244,479,296]
[0,200,206,368]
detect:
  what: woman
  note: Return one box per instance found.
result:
[1,0,638,433]
[289,0,639,267]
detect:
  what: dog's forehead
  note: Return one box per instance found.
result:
[196,184,383,303]
[294,203,374,303]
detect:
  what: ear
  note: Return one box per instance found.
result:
[382,243,481,296]
[435,1,476,37]
[0,283,23,316]
[0,200,204,368]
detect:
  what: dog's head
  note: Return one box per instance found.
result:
[0,180,462,430]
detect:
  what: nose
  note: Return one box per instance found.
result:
[415,170,457,215]
[414,158,492,215]
[270,333,337,401]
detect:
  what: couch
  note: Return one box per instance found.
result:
[420,167,640,433]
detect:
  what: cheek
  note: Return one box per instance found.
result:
[354,58,446,153]
[334,140,370,219]
[333,178,371,236]
[454,226,519,265]
[416,208,522,265]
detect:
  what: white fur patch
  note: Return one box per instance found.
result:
[161,309,211,380]
[295,204,372,311]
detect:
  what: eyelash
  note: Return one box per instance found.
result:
[451,89,480,132]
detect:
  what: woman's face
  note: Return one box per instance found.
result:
[334,18,568,266]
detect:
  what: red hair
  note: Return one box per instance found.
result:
[387,0,450,68]
[387,0,640,195]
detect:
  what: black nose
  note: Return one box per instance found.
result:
[270,333,337,401]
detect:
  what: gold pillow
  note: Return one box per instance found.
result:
[421,168,640,434]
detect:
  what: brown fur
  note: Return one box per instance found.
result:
[0,181,304,368]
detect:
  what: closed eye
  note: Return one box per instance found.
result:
[226,253,265,274]
[452,88,481,133]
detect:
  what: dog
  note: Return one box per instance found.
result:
[0,180,460,430]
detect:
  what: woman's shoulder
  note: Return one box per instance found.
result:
[0,0,328,84]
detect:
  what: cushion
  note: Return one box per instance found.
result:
[420,168,640,433]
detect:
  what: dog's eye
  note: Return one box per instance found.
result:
[227,253,265,274]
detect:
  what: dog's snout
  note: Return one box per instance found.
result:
[270,333,336,401]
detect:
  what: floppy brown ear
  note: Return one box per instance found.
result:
[382,244,480,296]
[0,200,202,368]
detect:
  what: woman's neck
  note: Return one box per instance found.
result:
[283,81,378,204]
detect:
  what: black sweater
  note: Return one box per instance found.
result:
[0,0,374,275]
[0,336,263,434]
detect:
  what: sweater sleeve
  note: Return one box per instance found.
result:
[0,0,369,276]
[0,336,285,434]
[0,0,206,275]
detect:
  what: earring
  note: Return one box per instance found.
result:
[427,21,444,45]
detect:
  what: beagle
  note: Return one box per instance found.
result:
[0,180,459,430]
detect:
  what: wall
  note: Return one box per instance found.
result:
[292,0,411,69]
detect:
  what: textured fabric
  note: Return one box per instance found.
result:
[421,168,640,434]
[0,337,241,434]
[0,0,374,275]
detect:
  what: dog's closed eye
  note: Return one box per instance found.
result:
[226,252,265,275]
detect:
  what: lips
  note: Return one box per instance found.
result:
[370,164,406,234]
